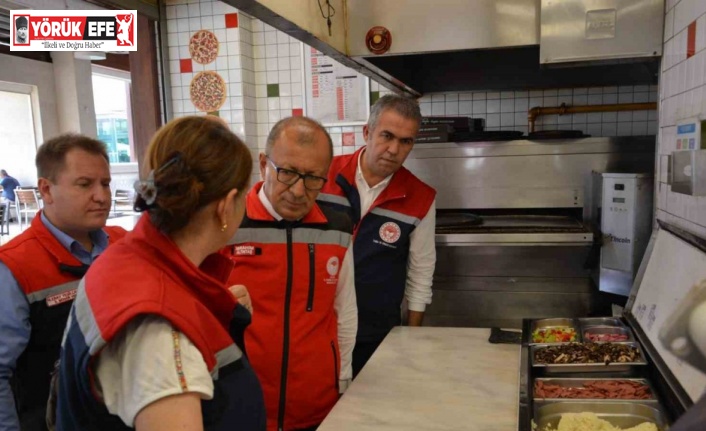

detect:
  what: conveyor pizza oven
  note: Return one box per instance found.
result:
[402,136,656,328]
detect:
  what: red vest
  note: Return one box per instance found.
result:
[84,215,240,371]
[320,148,436,230]
[223,183,352,430]
[58,215,266,430]
[318,148,436,341]
[0,213,126,422]
[0,212,127,297]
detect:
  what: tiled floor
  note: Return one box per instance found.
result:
[0,219,28,245]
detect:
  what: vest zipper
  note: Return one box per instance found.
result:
[278,226,293,431]
[306,243,315,312]
[331,340,339,392]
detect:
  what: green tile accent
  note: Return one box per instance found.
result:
[267,84,280,97]
[207,111,220,117]
[370,91,380,105]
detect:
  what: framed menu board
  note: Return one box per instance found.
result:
[303,46,369,126]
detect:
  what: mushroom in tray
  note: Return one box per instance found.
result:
[533,343,642,365]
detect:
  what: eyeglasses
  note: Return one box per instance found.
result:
[266,156,328,191]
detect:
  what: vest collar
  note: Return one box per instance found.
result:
[130,215,237,326]
[336,148,409,209]
[30,210,84,267]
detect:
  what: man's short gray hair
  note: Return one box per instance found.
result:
[265,116,333,161]
[367,94,422,131]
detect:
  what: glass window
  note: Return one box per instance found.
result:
[92,72,135,164]
[0,90,37,187]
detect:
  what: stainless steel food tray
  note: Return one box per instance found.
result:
[578,317,627,328]
[582,325,635,343]
[533,401,668,431]
[533,378,658,402]
[529,318,581,344]
[531,342,648,374]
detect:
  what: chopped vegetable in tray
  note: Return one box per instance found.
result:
[532,327,577,343]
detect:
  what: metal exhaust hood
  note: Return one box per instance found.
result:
[225,0,663,96]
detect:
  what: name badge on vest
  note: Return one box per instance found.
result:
[46,289,77,307]
[233,245,262,256]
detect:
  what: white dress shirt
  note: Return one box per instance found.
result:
[354,149,436,312]
[258,187,357,391]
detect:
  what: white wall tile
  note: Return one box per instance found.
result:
[176,18,189,33]
[486,113,500,127]
[602,123,617,136]
[188,2,200,16]
[617,123,632,136]
[666,8,675,42]
[486,99,500,113]
[472,100,486,114]
[675,0,691,35]
[200,1,212,16]
[176,4,188,18]
[500,112,514,126]
[224,28,238,42]
[500,99,514,113]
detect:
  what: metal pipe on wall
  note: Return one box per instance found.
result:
[528,102,657,133]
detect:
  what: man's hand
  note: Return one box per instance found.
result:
[228,284,253,315]
[407,310,424,326]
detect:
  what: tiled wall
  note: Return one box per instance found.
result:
[165,0,299,180]
[164,0,387,168]
[656,0,706,238]
[419,87,659,137]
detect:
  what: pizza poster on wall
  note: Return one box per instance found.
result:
[189,30,219,65]
[303,47,369,125]
[190,71,226,112]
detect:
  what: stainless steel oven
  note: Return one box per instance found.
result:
[403,136,656,328]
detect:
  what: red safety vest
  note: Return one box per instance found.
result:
[223,183,352,431]
[0,212,126,424]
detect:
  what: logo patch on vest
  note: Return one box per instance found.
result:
[379,222,401,244]
[326,256,340,276]
[233,245,260,256]
[324,256,340,285]
[46,288,77,307]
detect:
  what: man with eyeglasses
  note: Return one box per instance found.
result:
[222,116,356,431]
[318,94,436,378]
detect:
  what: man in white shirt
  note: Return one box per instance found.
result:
[318,94,436,377]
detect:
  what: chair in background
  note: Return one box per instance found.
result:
[112,189,133,215]
[15,188,42,231]
[0,203,9,236]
